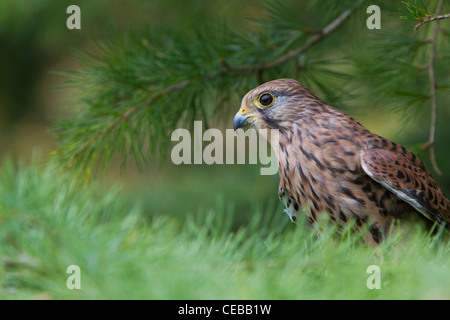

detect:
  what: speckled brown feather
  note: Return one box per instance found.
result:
[236,78,450,244]
[361,148,450,223]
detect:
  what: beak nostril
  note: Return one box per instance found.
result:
[233,110,251,131]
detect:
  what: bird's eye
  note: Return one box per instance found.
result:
[256,93,274,108]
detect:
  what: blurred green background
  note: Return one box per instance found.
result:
[0,0,448,191]
[0,0,449,300]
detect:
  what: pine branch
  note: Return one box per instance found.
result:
[401,0,449,30]
[60,0,365,177]
[353,1,448,177]
[421,0,444,176]
[67,80,190,168]
[224,0,365,73]
[414,12,450,30]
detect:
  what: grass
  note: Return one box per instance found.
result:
[1,158,450,300]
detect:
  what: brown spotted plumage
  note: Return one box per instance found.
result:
[233,78,450,244]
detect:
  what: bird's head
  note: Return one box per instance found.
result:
[233,78,321,132]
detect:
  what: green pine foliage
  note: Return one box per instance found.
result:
[400,0,435,22]
[1,160,449,299]
[353,3,449,112]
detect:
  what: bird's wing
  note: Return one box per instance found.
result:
[360,148,450,223]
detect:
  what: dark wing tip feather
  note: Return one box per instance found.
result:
[361,148,450,224]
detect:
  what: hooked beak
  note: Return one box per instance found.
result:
[233,108,254,131]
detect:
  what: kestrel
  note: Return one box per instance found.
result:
[233,79,450,244]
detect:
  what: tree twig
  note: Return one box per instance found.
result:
[67,0,365,167]
[414,12,450,30]
[225,0,365,73]
[424,0,444,176]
